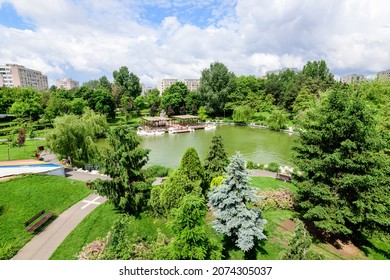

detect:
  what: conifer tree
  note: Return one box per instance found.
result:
[294,88,390,237]
[283,219,323,260]
[149,148,204,216]
[93,126,149,214]
[204,135,229,187]
[167,195,222,260]
[208,152,267,252]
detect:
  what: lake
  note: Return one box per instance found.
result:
[141,124,297,168]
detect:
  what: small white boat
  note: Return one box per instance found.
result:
[136,127,155,136]
[154,130,165,136]
[204,124,216,131]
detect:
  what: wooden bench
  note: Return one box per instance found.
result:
[25,210,54,233]
[276,173,292,182]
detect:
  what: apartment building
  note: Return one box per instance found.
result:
[157,79,178,93]
[56,77,79,90]
[340,73,365,84]
[157,78,200,94]
[0,64,48,91]
[183,79,200,92]
[377,69,390,80]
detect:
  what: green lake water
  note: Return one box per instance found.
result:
[141,124,297,168]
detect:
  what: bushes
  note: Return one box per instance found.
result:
[143,165,172,179]
[255,188,295,210]
[265,162,280,173]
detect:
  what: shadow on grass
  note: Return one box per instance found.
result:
[301,218,390,259]
[0,205,4,217]
[221,234,268,260]
[351,233,390,259]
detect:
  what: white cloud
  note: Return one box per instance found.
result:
[0,0,390,86]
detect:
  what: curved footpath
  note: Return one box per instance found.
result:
[12,164,108,260]
[12,154,278,260]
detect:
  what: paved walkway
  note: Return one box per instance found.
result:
[249,169,278,178]
[12,153,109,260]
[12,193,107,260]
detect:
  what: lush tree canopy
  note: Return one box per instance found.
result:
[198,62,236,117]
[46,109,108,163]
[293,88,390,237]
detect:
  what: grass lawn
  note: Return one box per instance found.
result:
[50,202,121,260]
[250,176,297,192]
[0,139,46,161]
[0,174,92,259]
[51,206,174,260]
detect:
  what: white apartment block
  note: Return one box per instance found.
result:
[377,69,390,80]
[157,78,200,94]
[183,79,200,92]
[56,77,79,90]
[157,79,178,94]
[341,74,365,84]
[0,64,48,91]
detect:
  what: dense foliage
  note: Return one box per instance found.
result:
[46,109,108,163]
[93,126,150,214]
[293,88,390,237]
[203,135,229,186]
[208,152,267,252]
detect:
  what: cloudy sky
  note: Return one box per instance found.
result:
[1,0,390,86]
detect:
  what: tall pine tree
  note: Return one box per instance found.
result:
[93,126,149,214]
[208,152,267,252]
[293,88,390,237]
[204,135,229,187]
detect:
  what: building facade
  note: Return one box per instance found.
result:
[340,74,365,84]
[56,77,79,90]
[157,78,200,94]
[183,79,200,92]
[377,69,390,80]
[0,64,48,91]
[157,79,178,94]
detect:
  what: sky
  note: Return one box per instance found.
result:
[1,0,390,86]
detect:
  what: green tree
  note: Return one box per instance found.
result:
[197,106,207,121]
[93,126,149,213]
[8,88,43,120]
[204,135,229,186]
[149,148,205,216]
[208,152,267,252]
[178,147,205,191]
[282,219,323,260]
[161,82,189,114]
[267,109,288,130]
[92,89,116,119]
[166,195,222,260]
[145,88,161,109]
[293,88,390,237]
[46,110,108,163]
[198,62,236,117]
[151,168,202,217]
[232,105,254,123]
[113,66,142,99]
[300,60,335,95]
[292,86,316,114]
[98,75,112,93]
[69,98,88,115]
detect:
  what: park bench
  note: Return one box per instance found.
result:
[25,210,54,233]
[276,173,292,182]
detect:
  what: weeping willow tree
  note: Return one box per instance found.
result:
[232,105,254,123]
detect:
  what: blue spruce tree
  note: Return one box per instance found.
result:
[208,152,267,252]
